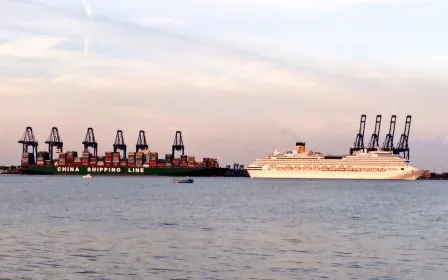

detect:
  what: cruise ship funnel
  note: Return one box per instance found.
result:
[295,142,305,153]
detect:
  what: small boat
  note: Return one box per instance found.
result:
[172,177,194,184]
[83,174,92,179]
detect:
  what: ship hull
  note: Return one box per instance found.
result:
[247,167,427,180]
[21,165,229,177]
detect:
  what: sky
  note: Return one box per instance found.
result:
[0,0,447,171]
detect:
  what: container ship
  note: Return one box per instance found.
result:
[247,114,427,180]
[18,127,229,176]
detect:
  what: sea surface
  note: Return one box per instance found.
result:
[0,175,447,280]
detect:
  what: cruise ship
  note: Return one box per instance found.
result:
[247,142,427,180]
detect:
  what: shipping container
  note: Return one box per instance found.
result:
[37,151,50,161]
[66,151,78,158]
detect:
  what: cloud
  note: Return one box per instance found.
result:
[135,17,188,29]
[1,0,448,169]
[0,78,44,96]
[0,35,66,58]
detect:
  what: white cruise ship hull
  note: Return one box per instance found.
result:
[247,166,426,180]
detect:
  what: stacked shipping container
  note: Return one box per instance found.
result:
[128,152,135,167]
[180,155,187,167]
[112,152,120,166]
[65,151,77,167]
[187,156,195,168]
[82,151,90,166]
[58,152,65,166]
[31,150,220,169]
[21,152,35,166]
[165,154,173,167]
[149,152,157,167]
[136,152,143,167]
[36,151,50,166]
[105,152,112,167]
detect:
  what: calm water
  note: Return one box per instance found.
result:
[0,175,447,279]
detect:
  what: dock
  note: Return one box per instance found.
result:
[0,166,21,175]
[419,172,448,180]
[224,163,250,177]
